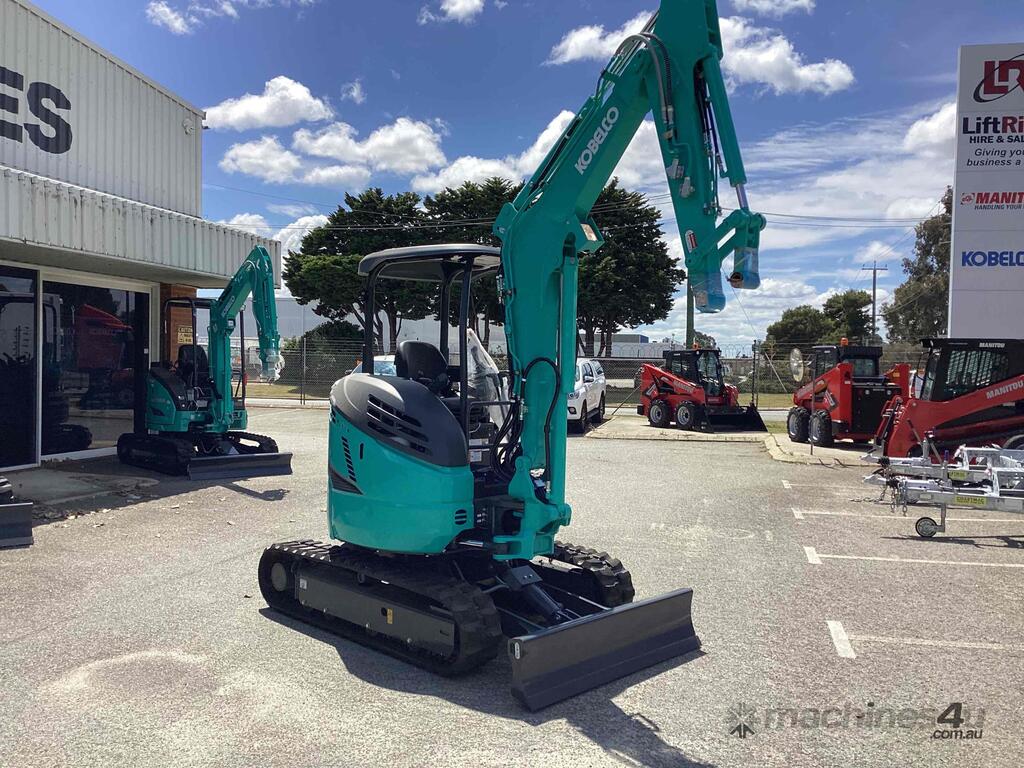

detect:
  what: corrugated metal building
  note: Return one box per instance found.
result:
[0,0,280,470]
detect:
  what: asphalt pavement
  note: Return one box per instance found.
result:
[2,408,1022,768]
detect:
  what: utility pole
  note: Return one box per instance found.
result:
[861,261,888,343]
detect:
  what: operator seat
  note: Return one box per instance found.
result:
[177,344,211,390]
[395,341,452,396]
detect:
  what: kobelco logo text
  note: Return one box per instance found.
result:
[575,106,619,174]
[961,250,1024,267]
[974,54,1024,103]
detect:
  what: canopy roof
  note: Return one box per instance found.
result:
[358,244,501,282]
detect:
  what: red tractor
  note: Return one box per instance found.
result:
[874,338,1024,457]
[787,341,910,447]
[638,348,766,431]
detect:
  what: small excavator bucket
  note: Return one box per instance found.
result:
[507,587,700,711]
[187,451,293,481]
[704,405,767,432]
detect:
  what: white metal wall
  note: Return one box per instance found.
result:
[0,0,202,216]
[0,166,281,286]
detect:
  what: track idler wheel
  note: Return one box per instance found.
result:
[531,541,635,607]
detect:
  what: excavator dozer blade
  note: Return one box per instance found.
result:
[508,587,700,711]
[706,406,767,432]
[187,452,293,481]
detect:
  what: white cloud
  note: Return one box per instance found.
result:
[219,136,303,183]
[731,0,815,17]
[854,240,900,265]
[147,1,319,34]
[302,165,372,188]
[719,16,854,95]
[216,212,272,235]
[411,111,572,193]
[546,12,853,96]
[267,202,320,217]
[341,79,366,105]
[293,117,447,174]
[145,1,195,34]
[205,76,333,131]
[902,101,956,158]
[546,12,649,65]
[418,0,485,25]
[274,214,330,256]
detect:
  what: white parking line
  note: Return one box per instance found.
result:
[826,623,1024,658]
[793,508,1024,524]
[782,479,793,490]
[804,545,1024,570]
[826,620,856,658]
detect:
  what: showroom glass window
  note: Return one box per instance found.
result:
[41,282,148,455]
[0,266,38,467]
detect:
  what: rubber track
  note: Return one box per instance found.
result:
[224,431,280,454]
[118,433,192,475]
[259,540,503,675]
[549,540,636,607]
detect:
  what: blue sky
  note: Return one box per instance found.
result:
[32,0,1024,347]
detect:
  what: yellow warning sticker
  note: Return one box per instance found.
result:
[385,607,394,625]
[954,495,986,506]
[948,470,969,481]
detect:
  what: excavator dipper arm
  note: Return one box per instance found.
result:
[492,0,766,560]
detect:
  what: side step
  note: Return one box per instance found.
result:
[508,587,700,711]
[187,451,293,481]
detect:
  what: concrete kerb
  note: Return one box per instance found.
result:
[762,434,868,468]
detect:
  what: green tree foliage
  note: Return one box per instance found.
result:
[881,187,952,342]
[423,178,523,346]
[822,289,872,342]
[694,330,718,349]
[579,179,685,356]
[766,305,833,354]
[284,188,434,350]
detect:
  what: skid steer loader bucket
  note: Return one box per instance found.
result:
[507,587,700,711]
[187,451,293,481]
[705,405,767,432]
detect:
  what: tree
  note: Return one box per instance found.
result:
[694,330,718,349]
[881,187,952,342]
[423,178,523,346]
[578,179,685,356]
[822,289,872,342]
[283,188,435,351]
[766,305,833,354]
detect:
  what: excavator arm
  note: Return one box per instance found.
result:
[207,245,284,430]
[492,0,765,559]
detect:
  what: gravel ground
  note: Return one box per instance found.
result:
[1,407,1022,768]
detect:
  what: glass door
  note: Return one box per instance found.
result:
[0,266,38,468]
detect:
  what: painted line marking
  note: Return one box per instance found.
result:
[850,634,1024,653]
[792,509,1024,524]
[808,550,1024,569]
[827,620,856,658]
[764,530,774,542]
[782,479,793,490]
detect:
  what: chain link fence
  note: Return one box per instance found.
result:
[240,339,925,408]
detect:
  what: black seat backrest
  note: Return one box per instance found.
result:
[395,341,449,394]
[177,344,210,384]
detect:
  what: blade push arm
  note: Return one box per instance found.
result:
[491,0,764,559]
[207,245,283,428]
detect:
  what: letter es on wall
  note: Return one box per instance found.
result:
[0,65,73,155]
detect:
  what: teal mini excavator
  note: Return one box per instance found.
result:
[259,0,764,710]
[118,246,292,480]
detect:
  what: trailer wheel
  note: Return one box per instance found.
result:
[915,517,939,538]
[647,400,671,428]
[809,411,834,447]
[675,402,697,430]
[787,407,810,443]
[1005,435,1024,450]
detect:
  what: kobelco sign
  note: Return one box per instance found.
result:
[575,106,619,175]
[949,43,1024,339]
